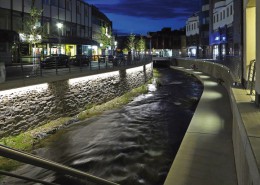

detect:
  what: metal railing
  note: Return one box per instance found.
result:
[0,144,119,185]
[247,59,256,95]
[3,54,152,82]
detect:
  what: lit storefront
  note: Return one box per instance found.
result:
[210,30,228,60]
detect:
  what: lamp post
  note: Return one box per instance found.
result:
[147,33,152,55]
[114,41,117,55]
[56,22,63,54]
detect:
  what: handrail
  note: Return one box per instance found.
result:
[0,145,119,185]
[247,59,256,95]
[0,170,58,185]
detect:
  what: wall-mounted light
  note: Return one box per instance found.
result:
[56,22,63,29]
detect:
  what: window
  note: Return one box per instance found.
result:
[220,12,222,20]
[84,7,89,17]
[217,14,219,22]
[59,0,65,9]
[230,5,233,15]
[77,2,81,15]
[43,0,50,5]
[214,15,215,23]
[66,0,71,10]
[223,10,225,19]
[51,0,58,6]
[227,7,229,17]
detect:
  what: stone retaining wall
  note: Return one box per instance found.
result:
[0,64,153,137]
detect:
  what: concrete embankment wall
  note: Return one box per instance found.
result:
[175,58,260,185]
[0,63,153,137]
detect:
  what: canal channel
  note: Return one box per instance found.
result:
[2,67,203,185]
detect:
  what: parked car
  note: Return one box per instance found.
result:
[69,55,90,66]
[41,54,70,68]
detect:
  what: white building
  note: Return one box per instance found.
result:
[186,14,200,57]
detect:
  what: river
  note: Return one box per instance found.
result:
[2,67,203,185]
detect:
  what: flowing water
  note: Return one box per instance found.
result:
[2,67,203,185]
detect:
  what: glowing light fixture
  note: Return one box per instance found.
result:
[56,22,63,29]
[69,71,119,85]
[0,83,48,98]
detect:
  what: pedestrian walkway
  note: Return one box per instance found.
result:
[164,66,237,185]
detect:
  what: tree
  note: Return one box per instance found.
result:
[100,26,111,50]
[19,1,44,56]
[126,33,136,51]
[136,36,146,54]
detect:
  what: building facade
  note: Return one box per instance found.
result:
[186,13,200,57]
[243,0,260,105]
[186,0,210,58]
[91,5,113,56]
[0,0,113,65]
[148,27,186,57]
[210,0,234,60]
[186,0,242,80]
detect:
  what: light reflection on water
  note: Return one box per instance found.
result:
[2,68,203,185]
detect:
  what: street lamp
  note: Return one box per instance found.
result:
[56,22,63,54]
[114,41,117,55]
[147,33,152,55]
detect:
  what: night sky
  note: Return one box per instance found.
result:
[84,0,201,36]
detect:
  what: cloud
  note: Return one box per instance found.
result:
[86,0,201,19]
[84,0,201,35]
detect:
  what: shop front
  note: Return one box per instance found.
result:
[210,30,227,60]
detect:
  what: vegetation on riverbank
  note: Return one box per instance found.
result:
[0,70,157,172]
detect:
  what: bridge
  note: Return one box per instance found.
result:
[152,57,176,67]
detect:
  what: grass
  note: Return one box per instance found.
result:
[77,84,148,120]
[153,68,161,78]
[0,82,151,172]
[0,117,72,171]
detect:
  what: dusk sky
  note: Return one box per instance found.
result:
[84,0,201,36]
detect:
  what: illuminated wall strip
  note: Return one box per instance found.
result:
[68,71,119,85]
[126,66,144,73]
[0,83,48,98]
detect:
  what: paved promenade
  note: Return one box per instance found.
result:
[164,66,238,185]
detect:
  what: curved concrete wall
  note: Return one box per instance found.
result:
[175,58,260,185]
[0,63,153,137]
